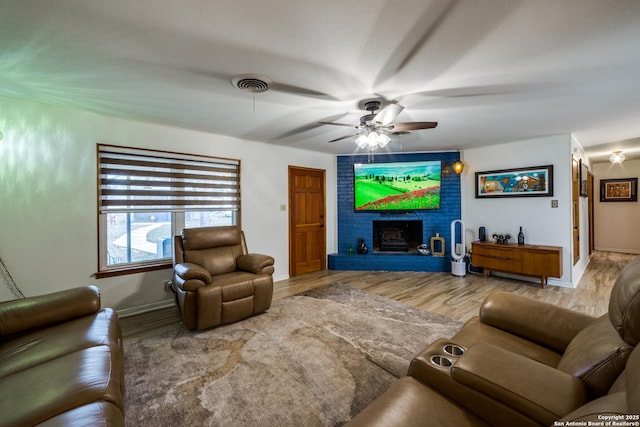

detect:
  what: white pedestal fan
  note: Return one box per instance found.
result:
[450,219,466,277]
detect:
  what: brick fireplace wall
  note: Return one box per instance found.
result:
[329,151,461,272]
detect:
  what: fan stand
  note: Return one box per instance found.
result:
[0,256,25,299]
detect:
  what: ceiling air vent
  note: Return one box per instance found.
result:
[231,74,272,93]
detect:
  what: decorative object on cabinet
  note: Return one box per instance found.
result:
[600,177,638,202]
[478,226,486,242]
[430,233,445,256]
[475,165,553,198]
[579,159,589,197]
[416,244,430,255]
[492,233,511,244]
[471,241,562,288]
[357,238,368,254]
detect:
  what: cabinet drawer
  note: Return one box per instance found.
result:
[473,251,522,272]
[522,250,563,278]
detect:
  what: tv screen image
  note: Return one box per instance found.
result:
[354,161,441,211]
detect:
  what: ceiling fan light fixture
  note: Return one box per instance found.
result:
[610,151,625,164]
[322,99,437,149]
[355,131,391,150]
[355,134,368,149]
[367,132,378,145]
[377,133,390,148]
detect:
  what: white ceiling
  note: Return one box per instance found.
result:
[2,0,640,161]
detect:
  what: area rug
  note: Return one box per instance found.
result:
[124,283,463,426]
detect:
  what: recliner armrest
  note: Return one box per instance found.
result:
[480,292,596,352]
[451,343,588,426]
[0,285,102,338]
[237,254,275,275]
[174,262,212,286]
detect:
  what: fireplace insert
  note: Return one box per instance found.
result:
[373,220,423,253]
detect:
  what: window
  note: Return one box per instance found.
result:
[97,144,240,278]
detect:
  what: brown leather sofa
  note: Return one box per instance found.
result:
[173,225,275,330]
[348,256,640,426]
[0,286,124,426]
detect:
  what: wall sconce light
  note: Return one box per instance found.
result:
[452,160,464,174]
[452,150,464,174]
[610,151,625,164]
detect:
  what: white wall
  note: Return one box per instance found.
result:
[0,96,336,311]
[592,158,640,254]
[461,134,575,286]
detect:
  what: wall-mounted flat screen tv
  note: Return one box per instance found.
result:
[354,160,441,211]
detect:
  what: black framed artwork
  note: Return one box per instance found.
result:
[600,177,638,202]
[475,165,553,198]
[579,159,589,197]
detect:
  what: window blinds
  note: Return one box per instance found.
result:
[98,145,240,214]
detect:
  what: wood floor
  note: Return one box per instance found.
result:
[120,251,637,341]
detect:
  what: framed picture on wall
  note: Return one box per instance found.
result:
[475,165,554,198]
[600,177,638,202]
[579,159,589,197]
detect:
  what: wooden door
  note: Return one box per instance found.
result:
[289,166,326,276]
[572,156,580,265]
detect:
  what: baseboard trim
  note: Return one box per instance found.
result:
[595,247,640,255]
[490,271,574,288]
[117,299,176,318]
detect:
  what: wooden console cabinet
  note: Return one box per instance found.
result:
[471,241,562,288]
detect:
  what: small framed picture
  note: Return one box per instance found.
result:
[579,160,589,197]
[600,178,638,202]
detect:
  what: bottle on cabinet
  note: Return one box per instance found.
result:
[518,227,525,245]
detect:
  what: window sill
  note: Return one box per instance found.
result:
[95,261,173,279]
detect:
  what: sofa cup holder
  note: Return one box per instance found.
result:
[430,355,453,367]
[443,343,465,356]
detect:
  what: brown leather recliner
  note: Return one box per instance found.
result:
[173,225,275,330]
[348,255,640,426]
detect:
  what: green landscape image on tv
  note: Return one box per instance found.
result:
[354,161,441,211]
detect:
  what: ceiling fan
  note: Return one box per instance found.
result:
[318,100,437,149]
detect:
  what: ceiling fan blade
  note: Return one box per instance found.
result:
[273,113,350,140]
[271,82,340,101]
[373,104,404,125]
[392,122,438,131]
[318,121,356,128]
[328,134,355,143]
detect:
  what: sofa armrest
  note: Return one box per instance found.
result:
[451,343,588,426]
[237,254,275,275]
[0,285,101,338]
[480,292,596,352]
